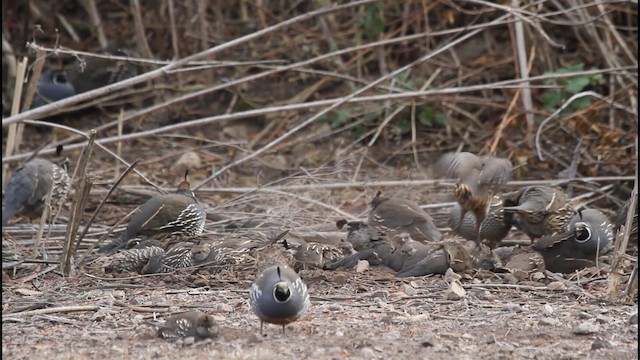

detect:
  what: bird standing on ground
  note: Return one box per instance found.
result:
[434,151,513,248]
[100,173,206,254]
[532,208,614,273]
[2,152,71,226]
[249,265,310,334]
[448,194,512,249]
[502,185,574,240]
[155,311,219,341]
[368,191,442,243]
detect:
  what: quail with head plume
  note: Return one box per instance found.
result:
[433,151,513,248]
[368,191,442,243]
[502,185,574,240]
[449,194,512,249]
[155,311,219,341]
[100,173,206,254]
[532,208,614,273]
[2,151,70,226]
[31,69,76,108]
[249,265,310,334]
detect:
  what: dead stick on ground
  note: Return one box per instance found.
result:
[62,130,97,276]
[11,305,100,317]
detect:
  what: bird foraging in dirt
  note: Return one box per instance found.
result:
[434,151,513,248]
[2,147,71,226]
[100,172,206,254]
[502,185,574,240]
[249,265,310,334]
[367,191,442,243]
[155,311,219,341]
[532,208,614,273]
[448,194,512,250]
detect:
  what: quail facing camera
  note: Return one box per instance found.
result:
[249,265,310,334]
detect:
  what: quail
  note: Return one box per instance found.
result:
[434,151,513,248]
[141,241,196,274]
[396,241,473,277]
[449,194,512,249]
[66,46,139,94]
[338,220,395,262]
[31,69,76,108]
[155,311,219,341]
[101,240,165,274]
[532,208,615,273]
[249,265,310,334]
[2,155,70,226]
[287,241,350,271]
[368,191,442,243]
[100,176,206,254]
[502,185,574,240]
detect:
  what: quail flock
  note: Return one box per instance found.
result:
[28,46,139,109]
[3,144,634,338]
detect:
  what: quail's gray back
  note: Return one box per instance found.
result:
[368,192,442,243]
[2,158,70,226]
[249,265,309,334]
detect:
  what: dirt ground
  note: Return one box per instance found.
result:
[2,235,638,360]
[2,1,638,359]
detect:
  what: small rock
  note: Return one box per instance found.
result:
[215,303,233,313]
[629,325,638,334]
[595,315,612,324]
[572,321,600,335]
[504,303,522,312]
[484,334,497,344]
[370,290,389,299]
[444,268,461,282]
[182,337,196,346]
[421,333,438,347]
[543,304,554,315]
[402,284,416,296]
[461,333,475,341]
[578,312,591,320]
[503,273,519,284]
[246,333,262,344]
[539,317,561,326]
[547,281,567,291]
[591,338,613,350]
[360,347,377,359]
[444,279,466,300]
[356,260,370,273]
[629,313,638,325]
